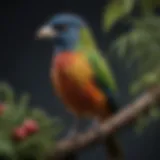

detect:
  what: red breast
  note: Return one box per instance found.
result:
[53,51,76,70]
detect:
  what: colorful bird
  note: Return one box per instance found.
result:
[36,13,123,159]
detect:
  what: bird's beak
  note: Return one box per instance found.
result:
[35,26,57,39]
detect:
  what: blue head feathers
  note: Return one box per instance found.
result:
[36,13,86,52]
[48,13,86,27]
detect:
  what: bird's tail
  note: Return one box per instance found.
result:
[104,134,124,160]
[99,113,124,160]
[100,97,124,160]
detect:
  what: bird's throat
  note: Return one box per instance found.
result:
[54,38,78,54]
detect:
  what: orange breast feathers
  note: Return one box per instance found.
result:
[53,52,94,86]
[50,51,109,118]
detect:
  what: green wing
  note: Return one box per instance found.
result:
[75,27,118,93]
[86,50,118,93]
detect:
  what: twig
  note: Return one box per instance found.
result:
[49,86,160,160]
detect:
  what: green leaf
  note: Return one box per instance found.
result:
[18,93,30,107]
[140,0,160,15]
[130,72,160,94]
[134,115,150,134]
[0,139,15,157]
[141,73,159,85]
[103,0,135,31]
[149,106,160,119]
[0,82,14,105]
[130,81,143,95]
[114,34,129,58]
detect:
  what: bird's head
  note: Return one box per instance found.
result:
[36,13,86,48]
[36,13,97,53]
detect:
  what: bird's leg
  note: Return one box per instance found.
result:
[65,116,81,139]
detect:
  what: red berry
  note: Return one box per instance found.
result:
[23,119,39,134]
[12,127,27,141]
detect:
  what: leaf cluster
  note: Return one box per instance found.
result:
[0,82,62,160]
[103,0,160,95]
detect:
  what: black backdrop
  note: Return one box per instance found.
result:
[1,0,160,159]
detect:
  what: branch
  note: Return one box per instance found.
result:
[49,86,160,160]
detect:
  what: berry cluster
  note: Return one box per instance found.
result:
[12,119,39,141]
[0,103,39,141]
[0,83,60,160]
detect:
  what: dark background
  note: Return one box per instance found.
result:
[1,0,160,159]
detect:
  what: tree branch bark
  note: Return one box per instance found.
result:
[49,86,160,160]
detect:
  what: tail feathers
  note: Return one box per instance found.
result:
[108,95,119,114]
[104,134,124,160]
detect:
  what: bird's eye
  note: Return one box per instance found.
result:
[54,24,68,32]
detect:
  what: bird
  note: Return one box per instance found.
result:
[36,13,123,160]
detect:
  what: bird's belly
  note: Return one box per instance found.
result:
[53,71,107,118]
[51,52,109,118]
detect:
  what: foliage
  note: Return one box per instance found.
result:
[102,0,160,132]
[103,0,160,95]
[102,0,135,31]
[140,0,160,15]
[115,16,160,94]
[0,82,62,160]
[134,105,160,134]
